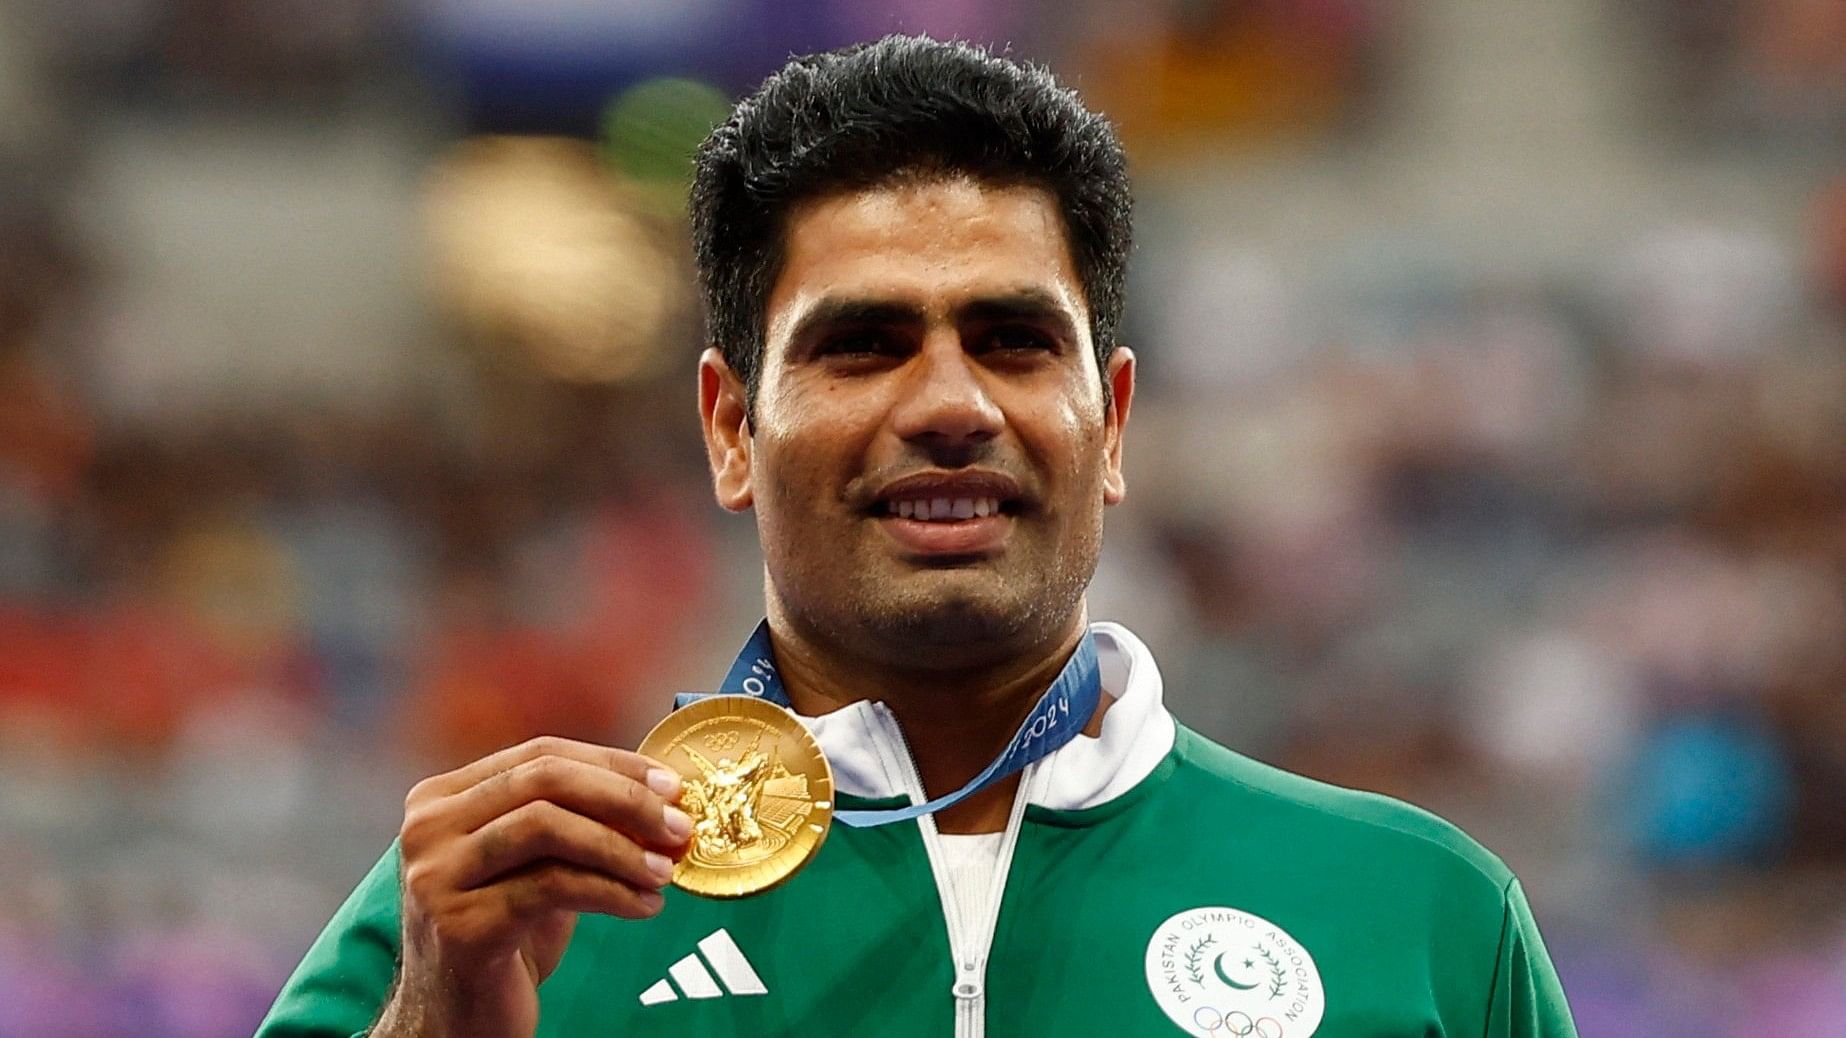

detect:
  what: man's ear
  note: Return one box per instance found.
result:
[1101,346,1135,506]
[699,348,754,512]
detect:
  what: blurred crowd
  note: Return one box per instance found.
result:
[1,1,1843,1035]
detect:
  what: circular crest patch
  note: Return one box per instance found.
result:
[1144,906,1325,1037]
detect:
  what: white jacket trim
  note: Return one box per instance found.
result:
[799,621,1177,813]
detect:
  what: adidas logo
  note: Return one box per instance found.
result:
[638,928,768,1005]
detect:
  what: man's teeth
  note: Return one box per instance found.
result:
[886,497,1001,520]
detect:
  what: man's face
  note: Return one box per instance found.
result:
[700,177,1133,670]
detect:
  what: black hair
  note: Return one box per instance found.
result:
[690,34,1133,409]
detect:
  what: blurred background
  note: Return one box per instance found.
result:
[0,0,1842,1034]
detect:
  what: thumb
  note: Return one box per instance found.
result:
[522,910,580,986]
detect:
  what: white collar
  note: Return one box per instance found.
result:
[799,622,1177,813]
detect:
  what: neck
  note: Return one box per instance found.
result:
[765,605,1093,834]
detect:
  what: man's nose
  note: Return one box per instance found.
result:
[889,331,1004,452]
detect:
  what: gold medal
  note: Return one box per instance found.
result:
[637,695,833,898]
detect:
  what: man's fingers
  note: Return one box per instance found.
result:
[391,739,684,1020]
[411,735,669,801]
[458,800,678,892]
[413,862,665,957]
[444,754,692,851]
[503,861,668,922]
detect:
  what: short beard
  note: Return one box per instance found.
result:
[861,587,1040,657]
[775,548,1096,676]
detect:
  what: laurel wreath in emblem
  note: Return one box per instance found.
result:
[1256,944,1287,1000]
[1183,934,1217,988]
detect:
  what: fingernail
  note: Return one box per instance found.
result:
[636,889,665,914]
[663,805,692,841]
[645,768,680,798]
[644,851,674,883]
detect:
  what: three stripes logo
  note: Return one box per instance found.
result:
[638,929,768,1006]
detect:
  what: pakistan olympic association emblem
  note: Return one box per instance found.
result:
[1145,907,1326,1038]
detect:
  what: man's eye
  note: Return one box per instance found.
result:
[984,325,1055,352]
[818,331,901,357]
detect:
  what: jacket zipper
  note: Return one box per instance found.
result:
[865,703,1031,1038]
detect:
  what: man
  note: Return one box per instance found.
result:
[259,35,1577,1038]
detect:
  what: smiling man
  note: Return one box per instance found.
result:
[259,36,1577,1038]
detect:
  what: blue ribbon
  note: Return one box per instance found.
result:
[673,620,1101,829]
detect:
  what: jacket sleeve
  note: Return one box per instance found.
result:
[1483,878,1578,1038]
[256,843,405,1038]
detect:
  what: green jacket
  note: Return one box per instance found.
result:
[258,623,1577,1038]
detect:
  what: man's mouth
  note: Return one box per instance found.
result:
[881,496,1013,521]
[865,473,1025,555]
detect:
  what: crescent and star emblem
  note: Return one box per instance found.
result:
[1212,953,1261,991]
[1148,907,1326,1037]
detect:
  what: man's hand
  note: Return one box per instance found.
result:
[371,737,692,1038]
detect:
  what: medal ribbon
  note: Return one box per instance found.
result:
[673,620,1101,829]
